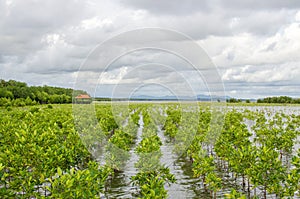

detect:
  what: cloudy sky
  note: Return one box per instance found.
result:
[1,0,300,98]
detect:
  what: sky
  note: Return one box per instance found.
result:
[0,0,300,99]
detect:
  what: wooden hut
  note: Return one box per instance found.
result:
[75,94,92,104]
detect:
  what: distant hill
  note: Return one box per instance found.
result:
[196,94,231,101]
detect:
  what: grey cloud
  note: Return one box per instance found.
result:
[0,0,91,57]
[23,43,91,74]
[74,29,217,76]
[230,10,294,36]
[3,0,90,32]
[122,64,173,81]
[116,3,295,42]
[122,0,300,16]
[119,0,298,37]
[119,0,211,15]
[217,0,300,11]
[263,42,277,52]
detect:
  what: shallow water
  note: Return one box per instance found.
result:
[103,112,236,198]
[103,105,300,198]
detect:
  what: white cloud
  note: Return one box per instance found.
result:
[81,17,113,30]
[201,20,300,69]
[296,11,300,22]
[222,64,299,83]
[99,66,129,84]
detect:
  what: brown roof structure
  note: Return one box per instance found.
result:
[75,94,91,99]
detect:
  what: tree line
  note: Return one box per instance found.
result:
[226,96,300,104]
[0,79,87,106]
[226,98,251,103]
[257,96,300,104]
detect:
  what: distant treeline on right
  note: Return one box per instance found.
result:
[226,96,300,104]
[257,96,300,104]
